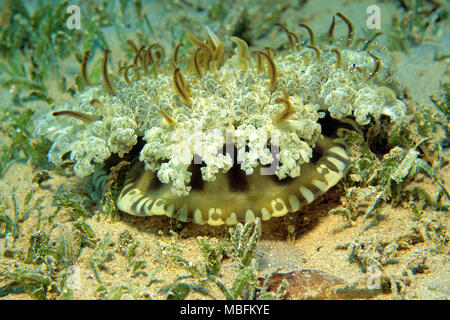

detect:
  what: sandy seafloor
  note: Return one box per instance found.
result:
[0,0,449,300]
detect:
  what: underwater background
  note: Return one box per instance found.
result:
[0,0,448,300]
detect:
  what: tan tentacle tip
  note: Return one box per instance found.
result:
[336,12,354,47]
[102,49,115,95]
[305,44,321,60]
[230,36,249,71]
[366,51,381,80]
[172,67,192,105]
[52,110,98,123]
[331,47,342,67]
[158,109,177,126]
[327,16,336,44]
[252,50,278,91]
[173,43,183,65]
[273,91,296,125]
[80,50,91,86]
[276,23,299,50]
[298,23,315,45]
